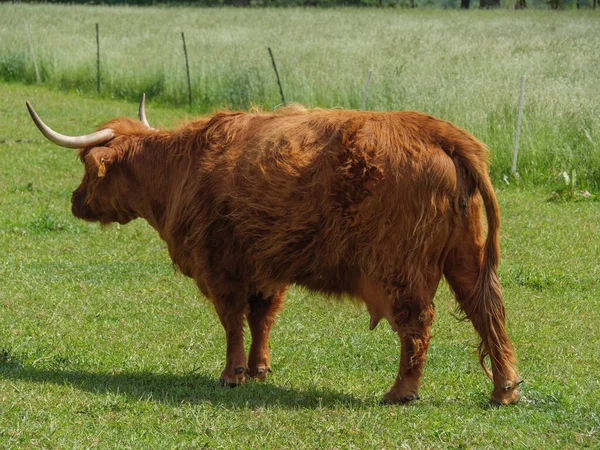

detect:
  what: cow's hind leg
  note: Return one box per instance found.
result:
[382,281,437,404]
[361,275,438,403]
[246,288,286,381]
[212,292,248,387]
[444,216,520,404]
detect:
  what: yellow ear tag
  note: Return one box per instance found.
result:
[98,158,107,178]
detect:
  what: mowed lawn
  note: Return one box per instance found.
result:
[1,84,599,448]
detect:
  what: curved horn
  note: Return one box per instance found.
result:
[138,93,152,128]
[26,101,115,149]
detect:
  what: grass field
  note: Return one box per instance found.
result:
[1,5,600,448]
[2,81,600,449]
[1,5,599,189]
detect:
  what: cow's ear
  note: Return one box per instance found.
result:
[88,147,115,178]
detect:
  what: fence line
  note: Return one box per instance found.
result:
[25,27,599,176]
[23,23,377,112]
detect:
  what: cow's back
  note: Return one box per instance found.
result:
[176,109,464,296]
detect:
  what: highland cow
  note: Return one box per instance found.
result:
[26,97,520,404]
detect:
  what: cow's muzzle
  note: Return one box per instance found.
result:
[71,189,95,222]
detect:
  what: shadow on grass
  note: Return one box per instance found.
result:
[0,359,366,409]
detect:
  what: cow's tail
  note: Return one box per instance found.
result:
[435,121,515,381]
[469,159,509,381]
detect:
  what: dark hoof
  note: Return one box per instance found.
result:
[381,394,420,405]
[248,366,272,380]
[218,366,247,387]
[219,378,240,388]
[219,367,246,387]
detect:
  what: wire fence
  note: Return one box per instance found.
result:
[17,20,599,185]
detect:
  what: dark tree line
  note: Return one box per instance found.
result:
[460,0,524,8]
[11,0,597,7]
[461,0,597,7]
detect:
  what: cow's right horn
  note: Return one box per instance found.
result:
[26,101,115,149]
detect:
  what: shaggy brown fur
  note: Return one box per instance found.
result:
[66,105,520,404]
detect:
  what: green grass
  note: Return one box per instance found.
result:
[2,81,600,447]
[1,5,600,189]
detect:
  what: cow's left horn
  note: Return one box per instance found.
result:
[138,93,152,129]
[26,101,115,149]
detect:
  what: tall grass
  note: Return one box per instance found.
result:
[1,5,599,187]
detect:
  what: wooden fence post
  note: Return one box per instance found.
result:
[23,20,41,84]
[360,68,373,110]
[181,32,192,108]
[268,47,286,106]
[511,76,526,179]
[96,23,100,93]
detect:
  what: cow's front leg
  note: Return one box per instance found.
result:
[384,301,435,404]
[246,288,286,380]
[213,294,248,387]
